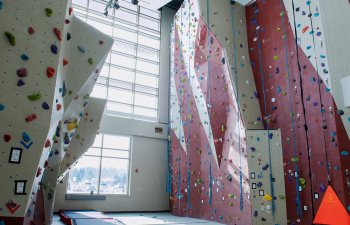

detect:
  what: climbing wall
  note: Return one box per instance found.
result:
[246,129,287,225]
[245,0,350,224]
[0,0,113,224]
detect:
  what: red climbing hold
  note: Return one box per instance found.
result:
[44,160,49,167]
[17,67,28,77]
[4,134,11,142]
[69,7,73,16]
[25,114,37,122]
[57,104,62,111]
[36,167,42,177]
[54,140,58,143]
[47,67,55,78]
[302,26,309,33]
[63,59,68,66]
[28,27,35,34]
[53,27,62,41]
[65,19,70,24]
[198,25,207,46]
[99,40,104,45]
[45,139,51,148]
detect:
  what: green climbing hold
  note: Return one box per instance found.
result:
[53,135,57,141]
[46,8,53,17]
[170,197,173,200]
[198,122,201,125]
[231,142,234,145]
[28,91,42,101]
[299,178,306,185]
[197,179,202,183]
[195,135,198,137]
[212,112,216,115]
[88,58,93,65]
[181,78,185,82]
[274,56,279,60]
[181,111,184,113]
[76,134,81,139]
[5,31,16,46]
[235,217,239,220]
[84,94,90,99]
[279,195,285,199]
[223,88,227,91]
[229,203,233,206]
[197,150,201,154]
[198,162,201,164]
[64,148,68,152]
[291,157,299,162]
[228,217,231,222]
[290,113,294,117]
[200,212,203,215]
[189,102,193,105]
[191,171,195,174]
[283,91,287,95]
[189,115,193,119]
[198,190,201,193]
[222,125,226,131]
[69,90,73,95]
[228,194,233,199]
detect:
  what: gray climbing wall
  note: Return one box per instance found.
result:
[246,129,287,225]
[0,0,113,223]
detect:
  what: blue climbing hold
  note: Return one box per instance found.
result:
[0,104,5,111]
[310,31,314,34]
[341,151,348,156]
[331,132,336,136]
[348,117,350,121]
[238,30,240,34]
[297,24,301,28]
[42,102,49,110]
[255,10,259,14]
[214,209,216,213]
[23,132,31,142]
[77,45,86,53]
[21,54,29,61]
[250,48,253,50]
[79,113,83,117]
[240,63,244,67]
[311,78,316,82]
[17,79,25,86]
[0,1,3,9]
[335,167,339,170]
[314,13,319,17]
[307,46,311,50]
[277,89,281,93]
[219,216,222,219]
[325,88,331,92]
[270,74,272,77]
[320,55,326,58]
[0,221,4,225]
[321,109,325,113]
[261,27,265,31]
[306,1,311,5]
[257,137,260,141]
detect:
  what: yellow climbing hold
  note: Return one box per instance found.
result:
[68,118,78,131]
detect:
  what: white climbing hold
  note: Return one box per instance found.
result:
[271,98,275,102]
[253,37,257,41]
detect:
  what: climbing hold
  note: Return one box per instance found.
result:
[51,44,58,54]
[273,56,279,60]
[5,31,16,46]
[302,26,309,33]
[84,94,90,99]
[338,110,344,115]
[221,57,225,64]
[335,167,339,170]
[28,27,35,34]
[88,58,94,65]
[17,67,28,77]
[42,102,49,110]
[67,32,71,41]
[4,135,11,142]
[78,45,86,53]
[47,67,55,78]
[254,211,257,217]
[299,178,306,185]
[45,139,51,148]
[65,19,70,24]
[221,125,226,131]
[17,79,25,86]
[53,28,62,41]
[21,54,29,61]
[25,114,37,122]
[45,8,53,17]
[291,157,299,162]
[22,132,31,142]
[62,81,67,97]
[257,182,262,188]
[279,195,285,199]
[227,174,232,182]
[0,1,3,9]
[57,104,62,111]
[63,59,68,66]
[99,40,104,45]
[229,203,233,206]
[228,194,233,199]
[69,7,73,15]
[28,91,42,101]
[76,134,81,139]
[262,164,269,170]
[283,91,287,95]
[341,151,348,156]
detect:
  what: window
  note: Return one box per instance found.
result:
[67,134,132,195]
[72,0,161,121]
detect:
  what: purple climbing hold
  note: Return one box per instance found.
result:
[271,106,277,110]
[262,163,269,170]
[251,20,256,26]
[275,67,279,74]
[269,133,273,139]
[42,102,49,110]
[51,44,58,54]
[319,162,323,166]
[302,11,306,15]
[321,183,326,190]
[313,102,318,106]
[274,48,277,50]
[17,79,25,86]
[251,62,256,66]
[321,63,325,67]
[257,117,261,121]
[257,182,262,188]
[254,92,259,98]
[316,32,321,36]
[291,223,296,225]
[261,27,265,31]
[254,211,258,217]
[302,65,306,69]
[250,147,256,151]
[333,143,337,147]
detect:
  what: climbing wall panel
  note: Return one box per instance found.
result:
[246,129,287,225]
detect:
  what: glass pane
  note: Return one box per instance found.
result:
[73,0,88,7]
[111,53,135,69]
[89,0,111,14]
[139,27,160,38]
[109,79,133,90]
[87,19,113,36]
[103,149,129,158]
[107,101,133,113]
[99,65,109,78]
[109,67,134,83]
[137,47,158,61]
[88,11,113,23]
[105,53,111,63]
[96,76,107,85]
[103,135,130,150]
[140,7,159,19]
[85,148,101,156]
[134,93,157,108]
[139,17,159,31]
[92,134,102,147]
[136,60,158,74]
[134,106,157,118]
[112,41,135,56]
[67,156,100,194]
[74,7,88,15]
[115,10,137,23]
[108,87,133,104]
[75,15,87,22]
[114,20,137,31]
[100,158,129,194]
[118,0,137,11]
[113,27,137,43]
[91,84,107,99]
[135,73,158,88]
[138,35,159,49]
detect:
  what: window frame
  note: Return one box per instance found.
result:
[67,133,133,196]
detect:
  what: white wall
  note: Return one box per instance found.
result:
[53,6,176,212]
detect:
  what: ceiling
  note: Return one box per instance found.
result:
[162,0,183,10]
[236,0,256,6]
[137,0,173,11]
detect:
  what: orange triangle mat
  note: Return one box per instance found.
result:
[313,186,350,225]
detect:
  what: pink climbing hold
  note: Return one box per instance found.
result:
[4,134,11,142]
[95,69,99,73]
[17,67,28,77]
[99,40,104,45]
[198,25,207,46]
[53,27,62,41]
[67,163,70,167]
[65,19,70,24]
[28,27,35,34]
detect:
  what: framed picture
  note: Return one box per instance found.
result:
[252,183,257,189]
[251,172,255,179]
[259,190,264,196]
[9,147,23,164]
[14,180,27,195]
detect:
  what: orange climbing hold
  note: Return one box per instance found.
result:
[53,27,62,41]
[313,186,350,225]
[69,7,73,16]
[302,26,309,33]
[47,67,55,78]
[63,59,68,66]
[45,139,51,148]
[25,113,37,122]
[57,104,62,111]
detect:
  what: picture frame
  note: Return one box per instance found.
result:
[251,172,255,179]
[259,190,264,196]
[14,180,27,195]
[9,147,23,164]
[252,183,257,189]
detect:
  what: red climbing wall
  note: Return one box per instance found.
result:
[245,0,350,224]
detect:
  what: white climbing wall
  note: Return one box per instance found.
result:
[246,129,287,225]
[0,0,113,222]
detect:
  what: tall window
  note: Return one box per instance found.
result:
[72,0,161,121]
[67,134,132,195]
